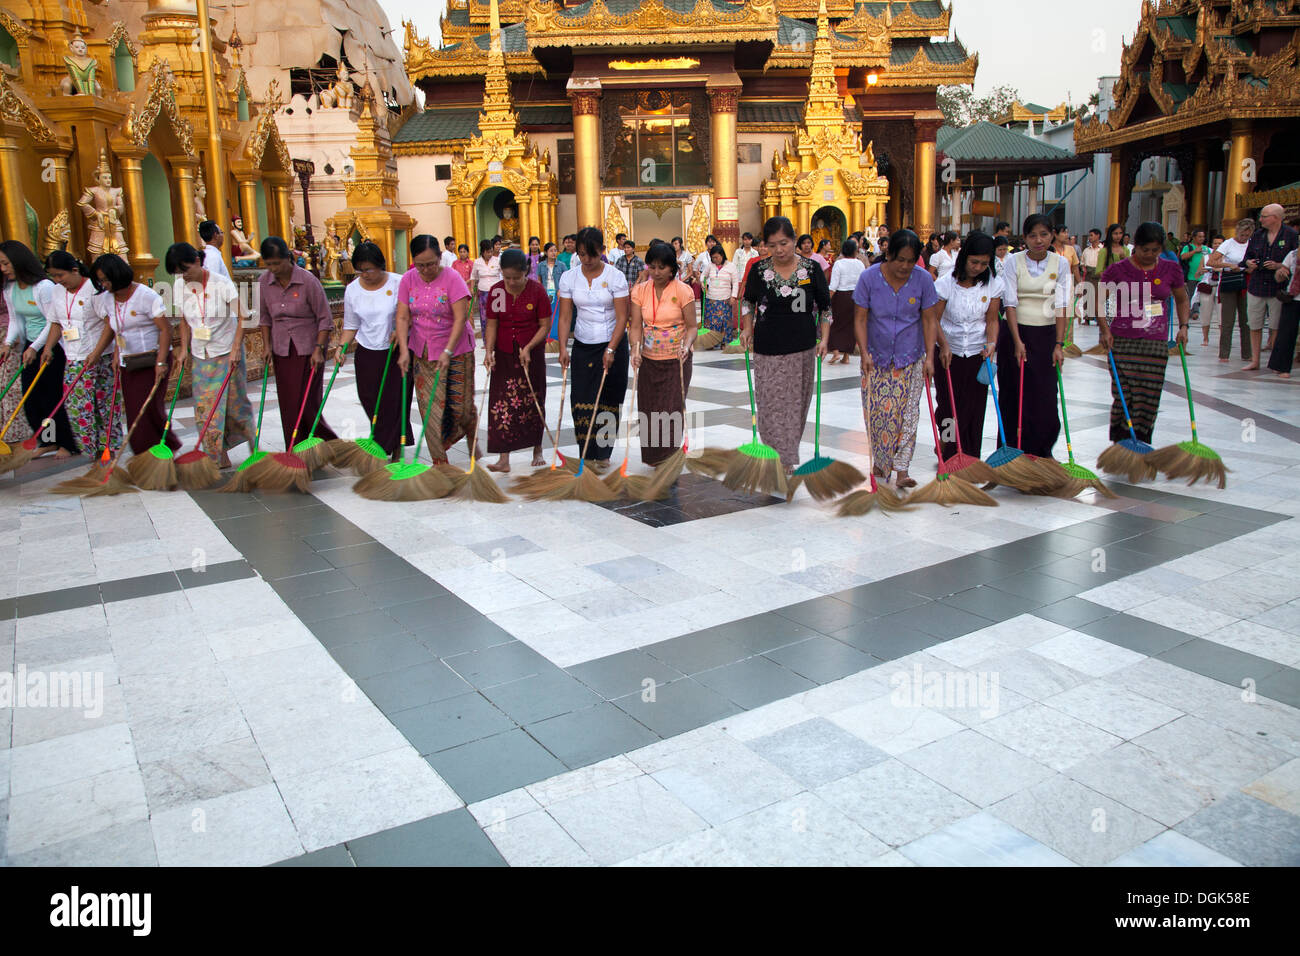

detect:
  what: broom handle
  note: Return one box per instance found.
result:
[250,362,269,453]
[1175,342,1199,445]
[550,365,568,470]
[983,357,1011,446]
[812,354,822,457]
[0,358,50,441]
[467,365,489,468]
[1105,349,1141,444]
[368,343,396,440]
[0,363,24,404]
[397,373,409,452]
[33,359,91,430]
[922,374,948,476]
[579,364,610,464]
[161,361,184,436]
[100,374,166,480]
[621,365,638,472]
[305,342,348,441]
[99,353,121,460]
[1054,363,1078,467]
[189,362,238,452]
[520,351,560,452]
[410,367,441,466]
[287,361,319,447]
[678,350,689,454]
[743,347,758,444]
[944,363,965,457]
[1017,356,1025,448]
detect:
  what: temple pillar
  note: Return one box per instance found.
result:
[1025,178,1039,217]
[168,155,199,244]
[265,171,293,240]
[35,146,75,248]
[852,199,867,231]
[796,199,810,236]
[1107,154,1122,228]
[887,175,901,231]
[950,183,963,232]
[913,114,941,239]
[518,198,532,253]
[1190,142,1209,229]
[0,133,28,243]
[1222,120,1253,231]
[237,178,258,243]
[568,82,602,230]
[548,200,558,246]
[115,149,154,277]
[708,85,741,255]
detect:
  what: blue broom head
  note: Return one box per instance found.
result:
[1118,437,1154,455]
[986,445,1022,467]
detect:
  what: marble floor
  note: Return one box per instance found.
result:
[2,319,1298,867]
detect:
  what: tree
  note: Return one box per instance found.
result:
[937,84,1022,127]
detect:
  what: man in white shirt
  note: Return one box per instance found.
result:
[441,236,457,270]
[198,220,230,279]
[694,234,718,277]
[732,232,758,275]
[607,233,626,264]
[1079,228,1102,324]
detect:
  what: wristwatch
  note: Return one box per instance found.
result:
[605,347,614,354]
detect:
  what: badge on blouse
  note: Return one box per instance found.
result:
[908,297,916,305]
[293,292,299,298]
[386,290,393,296]
[601,281,608,288]
[798,278,810,286]
[26,299,35,306]
[63,327,80,341]
[194,325,212,341]
[130,310,137,316]
[981,296,988,303]
[1153,278,1161,285]
[526,303,534,310]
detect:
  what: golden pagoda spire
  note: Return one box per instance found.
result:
[805,0,846,126]
[478,0,517,137]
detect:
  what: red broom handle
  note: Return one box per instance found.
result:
[944,363,965,457]
[1017,355,1025,448]
[922,375,948,476]
[98,374,166,482]
[288,361,319,447]
[38,358,92,427]
[679,351,689,454]
[99,356,121,462]
[187,363,238,452]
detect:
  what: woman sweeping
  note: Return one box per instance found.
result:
[338,241,410,459]
[557,226,630,467]
[853,229,939,488]
[1097,221,1190,441]
[396,235,477,463]
[83,254,178,454]
[40,251,120,457]
[538,242,566,343]
[165,243,255,467]
[827,238,865,364]
[700,245,738,344]
[0,241,77,457]
[257,237,338,449]
[998,213,1068,458]
[0,291,31,444]
[740,216,832,476]
[484,248,550,472]
[631,242,697,466]
[933,231,1002,461]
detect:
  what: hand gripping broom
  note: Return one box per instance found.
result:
[1053,362,1116,499]
[1096,348,1158,483]
[173,362,239,490]
[0,358,51,472]
[722,347,786,496]
[909,375,997,507]
[353,367,455,501]
[1145,342,1228,488]
[218,364,271,492]
[53,358,122,492]
[0,358,93,473]
[941,364,996,484]
[247,361,319,494]
[329,342,395,475]
[787,354,864,501]
[125,365,184,491]
[292,342,347,471]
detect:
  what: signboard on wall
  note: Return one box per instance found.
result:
[715,197,738,221]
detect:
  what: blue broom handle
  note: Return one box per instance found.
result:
[1106,349,1141,444]
[983,357,1010,446]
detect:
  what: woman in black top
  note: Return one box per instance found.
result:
[739,216,832,474]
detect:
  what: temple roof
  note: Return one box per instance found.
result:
[938,121,1080,163]
[394,105,574,146]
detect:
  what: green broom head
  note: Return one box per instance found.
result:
[354,436,387,461]
[793,455,833,478]
[1062,459,1102,482]
[739,440,780,461]
[384,461,430,481]
[1177,439,1220,463]
[237,449,269,472]
[146,442,175,461]
[293,435,324,455]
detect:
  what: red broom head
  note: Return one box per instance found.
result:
[270,451,307,470]
[21,435,39,451]
[945,452,982,472]
[175,449,208,467]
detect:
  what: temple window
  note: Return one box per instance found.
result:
[607,104,706,189]
[113,40,134,91]
[0,27,18,71]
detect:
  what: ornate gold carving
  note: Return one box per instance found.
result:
[686,195,711,254]
[603,198,627,249]
[0,73,57,144]
[42,210,70,258]
[874,44,978,86]
[404,17,541,81]
[123,60,195,156]
[0,7,31,45]
[626,198,681,219]
[247,79,288,169]
[527,0,778,50]
[105,21,139,58]
[569,90,601,116]
[609,58,701,71]
[707,87,741,114]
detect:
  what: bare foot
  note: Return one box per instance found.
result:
[895,473,917,489]
[1219,357,1229,363]
[531,454,545,467]
[486,461,511,474]
[54,448,73,460]
[32,445,56,459]
[1243,363,1259,371]
[1280,372,1291,379]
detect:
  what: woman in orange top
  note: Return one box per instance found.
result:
[629,240,697,466]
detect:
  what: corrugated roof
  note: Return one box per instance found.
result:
[393,105,574,143]
[520,105,573,126]
[937,121,1077,162]
[856,1,944,16]
[1021,102,1052,114]
[776,15,814,47]
[739,102,804,124]
[471,22,528,52]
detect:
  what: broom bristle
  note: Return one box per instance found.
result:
[800,459,866,502]
[0,444,38,474]
[989,454,1049,493]
[545,340,560,353]
[126,451,178,490]
[1063,343,1083,358]
[723,445,787,496]
[602,466,627,495]
[81,467,136,496]
[175,452,221,491]
[348,446,390,476]
[1150,441,1229,489]
[621,473,657,500]
[1097,443,1158,483]
[873,482,910,511]
[910,473,998,507]
[249,452,310,493]
[574,466,619,502]
[835,488,877,516]
[949,457,997,484]
[1084,343,1107,355]
[1021,456,1073,495]
[721,337,745,354]
[685,446,735,477]
[217,451,270,493]
[693,330,724,351]
[454,463,510,503]
[52,463,115,495]
[322,439,359,471]
[516,469,578,501]
[294,438,336,472]
[636,449,687,500]
[353,462,454,501]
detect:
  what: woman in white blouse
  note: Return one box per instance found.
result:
[827,238,866,363]
[700,246,739,344]
[40,250,119,459]
[933,231,1003,461]
[339,241,411,459]
[557,226,630,465]
[165,242,254,467]
[83,254,179,456]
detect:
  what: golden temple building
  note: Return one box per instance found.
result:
[1075,0,1300,233]
[396,0,977,252]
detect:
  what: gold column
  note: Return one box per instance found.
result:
[264,172,292,240]
[169,156,198,243]
[913,114,941,239]
[1223,120,1253,232]
[548,199,558,246]
[796,200,810,236]
[708,86,740,256]
[37,148,75,245]
[568,84,602,230]
[0,134,27,243]
[1107,154,1122,227]
[1190,142,1209,229]
[237,179,258,239]
[887,175,901,231]
[195,0,231,272]
[518,197,532,252]
[116,151,152,275]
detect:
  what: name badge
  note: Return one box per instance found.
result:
[526,303,534,310]
[194,325,212,341]
[63,327,81,341]
[798,279,810,286]
[1145,302,1164,319]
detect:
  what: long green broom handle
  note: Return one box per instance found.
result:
[305,342,348,441]
[743,347,758,444]
[812,353,822,457]
[250,364,269,453]
[160,362,185,437]
[1054,363,1078,467]
[409,367,441,466]
[189,362,238,451]
[983,357,1011,446]
[397,372,408,451]
[1175,342,1199,445]
[1105,349,1141,444]
[368,343,396,440]
[0,363,26,403]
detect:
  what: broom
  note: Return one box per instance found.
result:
[246,360,319,494]
[520,350,568,472]
[292,342,347,471]
[58,374,167,496]
[981,357,1043,492]
[604,364,640,496]
[519,364,617,502]
[722,348,786,496]
[787,355,864,501]
[1084,291,1111,355]
[0,358,93,473]
[1053,362,1116,499]
[448,366,509,502]
[633,351,699,501]
[941,364,996,484]
[511,364,569,496]
[835,386,908,516]
[328,342,395,474]
[908,375,996,507]
[1145,342,1228,488]
[0,358,51,473]
[173,362,239,490]
[354,367,455,501]
[1014,357,1072,494]
[218,363,271,492]
[1096,348,1158,483]
[125,365,184,490]
[54,358,122,491]
[1063,287,1083,358]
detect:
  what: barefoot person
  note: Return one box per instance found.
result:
[483,248,550,472]
[630,241,697,466]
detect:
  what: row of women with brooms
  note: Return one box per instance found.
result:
[0,217,1226,501]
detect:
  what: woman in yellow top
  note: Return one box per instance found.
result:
[629,241,698,466]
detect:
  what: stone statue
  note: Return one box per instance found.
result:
[499,205,519,244]
[321,233,342,282]
[77,149,128,259]
[42,210,71,257]
[346,235,356,259]
[230,216,257,259]
[60,32,101,96]
[194,168,208,227]
[318,62,354,110]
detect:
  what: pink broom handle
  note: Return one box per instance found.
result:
[944,363,965,458]
[922,375,948,477]
[187,363,238,452]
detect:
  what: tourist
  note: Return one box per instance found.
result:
[1269,245,1298,378]
[528,236,542,274]
[40,251,120,459]
[1242,202,1299,369]
[797,234,827,276]
[558,234,577,269]
[997,213,1068,459]
[163,242,254,467]
[556,226,630,465]
[256,237,338,450]
[928,231,959,282]
[1097,221,1189,443]
[737,237,767,336]
[630,241,697,466]
[1123,232,1133,254]
[470,237,501,335]
[1052,225,1080,332]
[0,279,29,446]
[608,233,627,265]
[338,241,410,460]
[453,243,473,285]
[83,253,178,455]
[1095,223,1129,321]
[694,235,719,279]
[1180,228,1209,281]
[395,235,476,463]
[483,248,549,472]
[1080,228,1102,325]
[827,238,865,365]
[616,238,644,287]
[1205,220,1253,363]
[853,229,938,489]
[994,222,1012,240]
[441,236,457,270]
[538,242,565,344]
[700,245,738,343]
[198,220,230,280]
[0,241,76,458]
[933,231,1002,462]
[740,216,831,475]
[922,233,942,270]
[732,231,759,276]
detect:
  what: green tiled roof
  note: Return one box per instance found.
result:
[1156,15,1196,40]
[1022,102,1052,114]
[855,1,944,16]
[937,121,1077,162]
[393,105,574,144]
[471,22,528,52]
[445,8,469,26]
[739,102,803,124]
[1163,83,1193,106]
[519,105,573,126]
[890,39,969,65]
[776,15,813,47]
[1217,34,1251,53]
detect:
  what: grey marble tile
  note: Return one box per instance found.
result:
[899,811,1075,867]
[898,730,1056,807]
[1175,792,1300,867]
[1065,742,1217,828]
[815,759,979,847]
[716,792,891,866]
[748,718,890,789]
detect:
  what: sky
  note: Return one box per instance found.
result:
[376,0,1136,107]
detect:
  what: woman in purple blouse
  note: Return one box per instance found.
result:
[852,230,941,489]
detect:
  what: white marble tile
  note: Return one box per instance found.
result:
[613,826,751,867]
[979,650,1090,701]
[898,811,1075,867]
[720,697,817,742]
[815,759,979,848]
[827,693,966,756]
[8,722,136,796]
[624,727,730,775]
[483,809,596,866]
[1044,681,1184,741]
[203,619,317,661]
[524,755,646,806]
[978,703,1123,772]
[467,788,542,827]
[6,819,157,867]
[1131,715,1292,795]
[1250,600,1300,637]
[150,783,303,867]
[897,730,1057,807]
[547,775,708,865]
[650,735,804,826]
[1241,758,1300,815]
[10,680,127,747]
[1201,620,1300,667]
[1028,631,1146,677]
[14,605,107,643]
[4,767,150,858]
[716,792,891,865]
[254,707,410,780]
[1107,830,1244,867]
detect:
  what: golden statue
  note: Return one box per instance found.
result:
[498,205,520,244]
[321,233,343,282]
[42,211,71,257]
[60,32,101,96]
[194,167,208,227]
[230,216,257,259]
[811,217,831,250]
[77,150,128,259]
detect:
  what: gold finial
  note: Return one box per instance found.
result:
[96,147,111,180]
